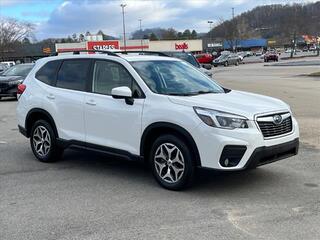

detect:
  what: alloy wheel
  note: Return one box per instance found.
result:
[154,143,185,183]
[32,126,51,157]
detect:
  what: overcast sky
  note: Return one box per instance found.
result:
[0,0,317,40]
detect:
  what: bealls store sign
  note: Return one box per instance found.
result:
[175,43,188,50]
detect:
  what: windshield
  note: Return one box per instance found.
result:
[218,55,228,60]
[131,60,224,95]
[1,64,34,77]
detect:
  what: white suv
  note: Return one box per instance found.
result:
[17,52,299,190]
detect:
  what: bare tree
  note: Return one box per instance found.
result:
[217,17,238,51]
[0,18,35,54]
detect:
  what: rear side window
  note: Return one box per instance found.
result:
[57,59,91,91]
[35,60,61,85]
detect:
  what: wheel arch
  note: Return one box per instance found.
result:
[25,108,58,138]
[140,122,201,166]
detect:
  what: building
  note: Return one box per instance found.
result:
[55,39,203,53]
[149,39,203,52]
[223,38,267,51]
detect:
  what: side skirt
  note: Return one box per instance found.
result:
[56,138,143,162]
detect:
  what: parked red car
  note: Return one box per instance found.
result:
[195,53,213,64]
[264,52,278,62]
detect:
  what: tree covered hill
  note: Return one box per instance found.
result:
[210,2,320,44]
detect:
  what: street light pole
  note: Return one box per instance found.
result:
[120,4,127,52]
[139,19,143,51]
[232,7,237,52]
[208,20,213,51]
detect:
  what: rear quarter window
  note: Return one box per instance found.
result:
[35,60,61,85]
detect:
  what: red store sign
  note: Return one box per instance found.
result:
[87,41,120,53]
[175,42,189,50]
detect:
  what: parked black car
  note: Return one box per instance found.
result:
[0,63,34,100]
[212,54,240,67]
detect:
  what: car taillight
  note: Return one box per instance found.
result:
[17,84,26,95]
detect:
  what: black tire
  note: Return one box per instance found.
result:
[224,61,228,67]
[149,134,195,190]
[235,61,239,66]
[30,120,63,163]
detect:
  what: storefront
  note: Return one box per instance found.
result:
[55,39,203,53]
[149,39,202,52]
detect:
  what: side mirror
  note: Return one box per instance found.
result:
[111,86,134,105]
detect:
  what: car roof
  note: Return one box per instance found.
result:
[39,54,179,63]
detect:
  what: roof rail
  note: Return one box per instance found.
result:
[50,50,119,57]
[113,50,169,57]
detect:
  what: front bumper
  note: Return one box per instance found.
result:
[192,116,299,170]
[244,138,299,169]
[0,84,17,97]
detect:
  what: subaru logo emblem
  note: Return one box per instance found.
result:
[273,115,283,125]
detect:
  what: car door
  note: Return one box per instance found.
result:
[84,59,145,155]
[48,59,91,142]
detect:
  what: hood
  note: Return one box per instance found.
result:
[0,75,24,83]
[168,90,289,120]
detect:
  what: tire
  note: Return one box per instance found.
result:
[235,61,239,66]
[224,61,228,67]
[149,134,195,190]
[30,120,63,163]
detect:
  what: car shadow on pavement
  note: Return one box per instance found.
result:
[58,148,281,194]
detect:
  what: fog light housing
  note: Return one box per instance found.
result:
[219,145,247,167]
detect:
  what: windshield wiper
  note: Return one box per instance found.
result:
[193,90,216,95]
[167,93,197,96]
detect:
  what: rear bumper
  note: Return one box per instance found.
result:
[244,138,299,169]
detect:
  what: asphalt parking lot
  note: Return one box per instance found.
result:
[1,58,320,240]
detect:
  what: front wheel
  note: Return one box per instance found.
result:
[30,120,63,163]
[224,61,228,67]
[149,134,194,190]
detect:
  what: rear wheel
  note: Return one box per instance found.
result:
[235,61,239,66]
[30,120,63,163]
[224,61,228,67]
[149,134,194,190]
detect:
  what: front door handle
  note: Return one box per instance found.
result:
[47,94,55,100]
[86,99,96,106]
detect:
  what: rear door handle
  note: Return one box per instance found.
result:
[86,99,96,106]
[47,94,55,100]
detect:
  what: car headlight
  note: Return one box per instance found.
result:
[193,107,248,129]
[8,80,23,85]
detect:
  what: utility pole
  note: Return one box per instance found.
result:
[120,4,127,52]
[232,7,236,52]
[139,19,143,51]
[208,20,213,51]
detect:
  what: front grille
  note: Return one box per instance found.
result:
[257,113,292,138]
[0,82,9,89]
